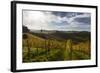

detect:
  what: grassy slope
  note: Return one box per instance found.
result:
[22,32,91,62]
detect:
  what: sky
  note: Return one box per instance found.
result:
[23,10,91,31]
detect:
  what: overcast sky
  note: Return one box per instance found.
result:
[23,10,91,31]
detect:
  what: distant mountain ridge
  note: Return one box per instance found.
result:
[23,25,90,33]
[30,29,90,34]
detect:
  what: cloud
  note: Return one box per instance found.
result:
[23,10,91,31]
[23,11,54,30]
[52,12,79,18]
[74,17,91,24]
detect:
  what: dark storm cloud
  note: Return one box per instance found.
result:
[50,11,91,31]
[74,17,91,24]
[76,13,84,15]
[51,12,85,18]
[52,12,76,18]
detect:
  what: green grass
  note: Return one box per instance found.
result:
[72,50,90,60]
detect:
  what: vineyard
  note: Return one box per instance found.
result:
[22,31,91,63]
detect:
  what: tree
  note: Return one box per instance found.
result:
[23,25,29,33]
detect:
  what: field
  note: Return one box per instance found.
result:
[22,27,91,63]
